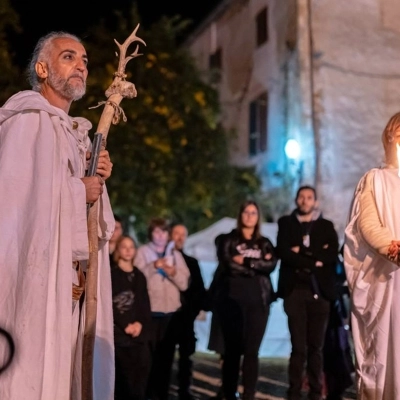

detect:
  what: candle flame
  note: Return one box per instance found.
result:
[397,143,400,177]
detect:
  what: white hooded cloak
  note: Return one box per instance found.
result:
[0,91,115,400]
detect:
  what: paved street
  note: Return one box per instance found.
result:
[170,353,357,400]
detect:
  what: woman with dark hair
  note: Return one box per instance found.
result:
[215,200,278,400]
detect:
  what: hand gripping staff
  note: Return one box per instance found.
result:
[82,25,146,400]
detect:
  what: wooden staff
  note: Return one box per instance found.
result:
[82,24,146,400]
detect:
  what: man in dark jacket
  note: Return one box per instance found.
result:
[169,223,207,400]
[276,185,339,400]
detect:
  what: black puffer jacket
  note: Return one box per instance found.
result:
[218,229,278,306]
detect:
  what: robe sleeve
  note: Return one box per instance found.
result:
[358,171,392,257]
[0,110,90,261]
[70,177,90,261]
[97,185,115,242]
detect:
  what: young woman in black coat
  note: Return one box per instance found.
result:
[111,235,152,400]
[215,200,278,400]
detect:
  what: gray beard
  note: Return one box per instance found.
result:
[48,70,86,101]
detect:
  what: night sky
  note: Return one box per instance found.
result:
[8,0,220,68]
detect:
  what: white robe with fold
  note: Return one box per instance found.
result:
[0,90,115,400]
[344,167,400,399]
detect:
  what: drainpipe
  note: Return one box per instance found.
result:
[297,0,318,186]
[307,0,320,188]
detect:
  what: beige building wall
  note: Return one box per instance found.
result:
[298,0,400,236]
[186,0,295,189]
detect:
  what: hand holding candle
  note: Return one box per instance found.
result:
[387,240,400,264]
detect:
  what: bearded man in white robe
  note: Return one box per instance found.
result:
[0,32,115,400]
[344,112,400,400]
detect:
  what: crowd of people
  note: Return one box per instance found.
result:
[3,28,400,400]
[108,191,353,400]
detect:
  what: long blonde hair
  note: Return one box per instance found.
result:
[113,235,137,267]
[382,112,400,166]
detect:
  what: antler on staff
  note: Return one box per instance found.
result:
[115,24,146,76]
[92,23,146,148]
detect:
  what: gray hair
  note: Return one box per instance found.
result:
[27,31,82,92]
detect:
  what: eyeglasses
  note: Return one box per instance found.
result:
[242,211,258,216]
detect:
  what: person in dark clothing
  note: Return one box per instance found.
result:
[276,185,339,400]
[215,200,278,400]
[206,233,229,355]
[206,232,230,314]
[323,248,354,400]
[206,233,231,400]
[111,235,152,400]
[323,300,354,400]
[169,223,207,400]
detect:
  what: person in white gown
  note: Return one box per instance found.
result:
[344,111,400,399]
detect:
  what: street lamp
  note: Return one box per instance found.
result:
[284,139,303,184]
[284,139,300,160]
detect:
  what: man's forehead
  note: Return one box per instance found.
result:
[173,225,188,235]
[298,189,315,198]
[52,37,87,55]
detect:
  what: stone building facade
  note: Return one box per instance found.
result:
[185,0,400,237]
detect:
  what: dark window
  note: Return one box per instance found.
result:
[209,48,222,70]
[249,92,268,156]
[256,7,268,46]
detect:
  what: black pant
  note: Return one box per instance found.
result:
[284,287,330,400]
[147,314,176,400]
[323,300,354,399]
[114,343,151,400]
[168,310,197,396]
[216,295,269,400]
